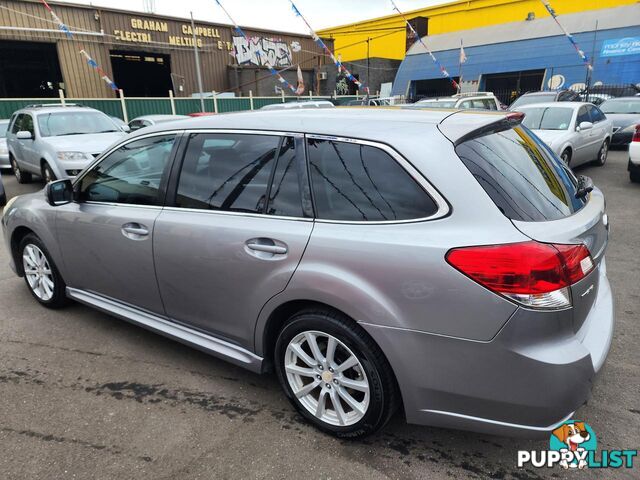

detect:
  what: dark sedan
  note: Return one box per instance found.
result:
[600,97,640,147]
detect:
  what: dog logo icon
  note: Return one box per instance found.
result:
[550,421,597,469]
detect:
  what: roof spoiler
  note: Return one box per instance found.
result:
[439,111,525,146]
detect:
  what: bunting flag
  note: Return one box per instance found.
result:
[459,41,467,64]
[295,65,305,96]
[389,0,458,91]
[38,0,118,90]
[289,1,369,94]
[540,0,592,69]
[80,50,118,90]
[214,0,297,94]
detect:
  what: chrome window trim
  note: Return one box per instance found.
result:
[305,134,450,225]
[162,206,313,222]
[82,201,165,211]
[183,129,305,138]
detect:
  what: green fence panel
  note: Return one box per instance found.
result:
[73,99,123,118]
[217,97,251,113]
[174,98,209,115]
[125,98,173,119]
[0,99,61,119]
[252,97,286,109]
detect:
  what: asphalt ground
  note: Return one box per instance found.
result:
[0,150,638,480]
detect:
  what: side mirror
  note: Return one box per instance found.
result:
[16,131,33,140]
[45,179,73,206]
[578,121,593,131]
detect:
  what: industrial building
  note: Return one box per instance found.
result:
[318,0,639,99]
[0,0,334,98]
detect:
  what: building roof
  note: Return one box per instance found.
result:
[407,4,640,55]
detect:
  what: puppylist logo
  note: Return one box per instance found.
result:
[518,420,637,470]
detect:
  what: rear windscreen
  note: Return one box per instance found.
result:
[455,126,586,221]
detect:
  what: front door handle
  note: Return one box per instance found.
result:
[246,242,287,255]
[122,223,149,240]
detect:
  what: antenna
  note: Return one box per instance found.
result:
[142,0,155,14]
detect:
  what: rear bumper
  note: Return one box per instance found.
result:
[362,264,614,438]
[0,153,9,168]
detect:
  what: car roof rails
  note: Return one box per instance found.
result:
[24,103,86,108]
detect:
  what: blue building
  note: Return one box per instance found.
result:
[392,4,640,101]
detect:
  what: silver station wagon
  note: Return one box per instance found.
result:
[1,108,614,438]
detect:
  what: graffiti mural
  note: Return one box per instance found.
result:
[233,36,293,67]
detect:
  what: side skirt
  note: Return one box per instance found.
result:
[66,287,263,373]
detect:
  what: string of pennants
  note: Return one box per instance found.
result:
[39,0,118,90]
[540,0,592,70]
[289,0,369,94]
[389,0,458,91]
[214,0,300,95]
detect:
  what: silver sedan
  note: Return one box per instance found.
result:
[517,102,613,167]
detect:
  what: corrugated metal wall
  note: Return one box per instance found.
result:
[0,0,331,98]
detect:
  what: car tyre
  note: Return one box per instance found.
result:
[594,140,609,167]
[42,162,56,184]
[274,309,399,438]
[10,155,32,184]
[631,168,640,183]
[19,234,69,309]
[560,149,572,166]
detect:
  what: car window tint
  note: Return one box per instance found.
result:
[21,115,34,135]
[455,126,585,221]
[576,107,590,125]
[460,100,473,109]
[307,139,438,221]
[267,137,303,217]
[10,114,23,134]
[79,134,176,205]
[587,105,605,122]
[177,133,279,213]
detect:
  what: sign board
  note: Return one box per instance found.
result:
[600,37,640,57]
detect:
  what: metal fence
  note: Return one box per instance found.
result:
[0,91,364,121]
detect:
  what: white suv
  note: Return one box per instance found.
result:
[6,104,127,183]
[415,92,502,110]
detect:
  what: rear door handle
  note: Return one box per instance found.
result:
[246,242,287,255]
[122,223,149,239]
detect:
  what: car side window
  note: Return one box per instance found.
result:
[79,134,176,205]
[176,133,280,213]
[588,105,605,123]
[485,99,498,110]
[21,115,35,136]
[9,114,21,134]
[266,137,304,217]
[307,138,438,221]
[576,107,590,126]
[459,100,473,109]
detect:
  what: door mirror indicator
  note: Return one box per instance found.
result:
[16,131,33,140]
[46,179,73,206]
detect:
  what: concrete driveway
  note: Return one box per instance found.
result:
[0,151,638,479]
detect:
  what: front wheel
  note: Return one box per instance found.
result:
[594,140,609,166]
[19,234,68,308]
[275,310,399,438]
[560,149,572,166]
[42,162,56,183]
[10,156,32,184]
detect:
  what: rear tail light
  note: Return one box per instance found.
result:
[632,125,640,142]
[446,241,594,309]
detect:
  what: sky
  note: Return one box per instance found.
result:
[60,0,448,33]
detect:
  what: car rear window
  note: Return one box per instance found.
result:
[455,126,586,221]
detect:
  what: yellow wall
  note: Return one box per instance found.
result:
[318,0,637,61]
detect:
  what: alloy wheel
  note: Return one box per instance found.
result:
[22,244,55,301]
[599,142,608,164]
[11,157,21,182]
[284,331,370,427]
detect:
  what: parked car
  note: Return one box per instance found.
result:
[518,102,613,167]
[261,100,335,110]
[128,114,188,132]
[0,170,5,206]
[628,125,640,183]
[599,97,640,147]
[2,108,612,439]
[0,119,9,169]
[579,93,611,106]
[414,92,501,110]
[347,97,402,107]
[6,104,127,183]
[509,89,580,110]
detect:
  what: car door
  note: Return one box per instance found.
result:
[573,106,596,165]
[8,114,25,162]
[19,114,40,172]
[587,105,609,150]
[55,132,179,314]
[153,131,313,349]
